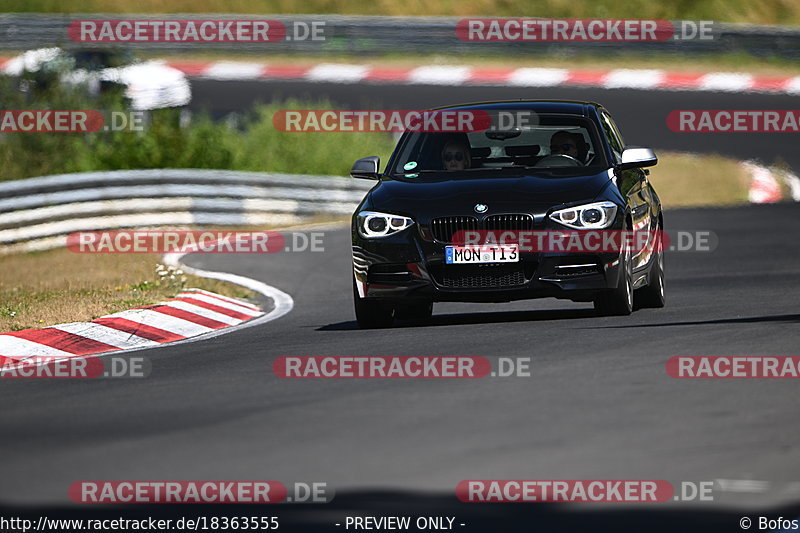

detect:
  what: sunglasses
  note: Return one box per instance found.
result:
[444,152,465,162]
[550,143,576,152]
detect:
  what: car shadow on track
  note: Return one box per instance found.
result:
[317,307,598,331]
[586,313,800,329]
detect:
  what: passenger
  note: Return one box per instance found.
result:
[549,131,580,160]
[442,140,471,171]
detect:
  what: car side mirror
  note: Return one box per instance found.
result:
[617,147,657,171]
[350,156,381,179]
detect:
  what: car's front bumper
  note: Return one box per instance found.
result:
[352,227,624,304]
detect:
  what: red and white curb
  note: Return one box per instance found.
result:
[744,161,782,204]
[742,161,800,204]
[162,60,800,94]
[0,239,296,368]
[2,56,798,94]
[0,289,265,369]
[159,248,294,346]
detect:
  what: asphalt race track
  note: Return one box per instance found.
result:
[2,203,799,530]
[1,82,799,531]
[191,80,800,172]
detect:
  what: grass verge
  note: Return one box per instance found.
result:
[6,0,800,25]
[649,151,751,207]
[0,247,259,331]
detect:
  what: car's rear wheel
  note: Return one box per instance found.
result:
[594,242,633,316]
[394,300,433,322]
[635,225,666,309]
[353,279,394,329]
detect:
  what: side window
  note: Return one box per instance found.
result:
[607,114,626,148]
[599,111,624,163]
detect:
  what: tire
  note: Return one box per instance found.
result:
[353,279,394,329]
[635,227,666,309]
[394,300,433,322]
[594,240,633,316]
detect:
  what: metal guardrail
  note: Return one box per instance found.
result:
[1,164,797,254]
[0,169,373,253]
[1,14,800,58]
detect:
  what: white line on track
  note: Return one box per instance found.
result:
[157,248,294,348]
[52,322,160,350]
[174,292,264,316]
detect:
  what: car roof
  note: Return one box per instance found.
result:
[431,100,602,116]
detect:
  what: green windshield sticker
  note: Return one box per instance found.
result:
[403,161,418,171]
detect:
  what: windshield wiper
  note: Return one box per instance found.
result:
[396,167,532,175]
[393,165,583,177]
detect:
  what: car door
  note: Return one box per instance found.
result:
[599,110,653,272]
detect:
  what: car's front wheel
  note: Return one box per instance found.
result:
[594,243,633,316]
[353,279,395,329]
[635,225,666,309]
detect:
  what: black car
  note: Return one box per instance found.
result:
[350,100,664,328]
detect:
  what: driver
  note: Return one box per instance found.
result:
[441,140,471,171]
[549,131,582,160]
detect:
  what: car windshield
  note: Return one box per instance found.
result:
[389,111,607,178]
[71,49,136,70]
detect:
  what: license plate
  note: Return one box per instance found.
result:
[445,245,519,264]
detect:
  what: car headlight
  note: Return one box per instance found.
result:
[357,211,414,238]
[549,201,618,229]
